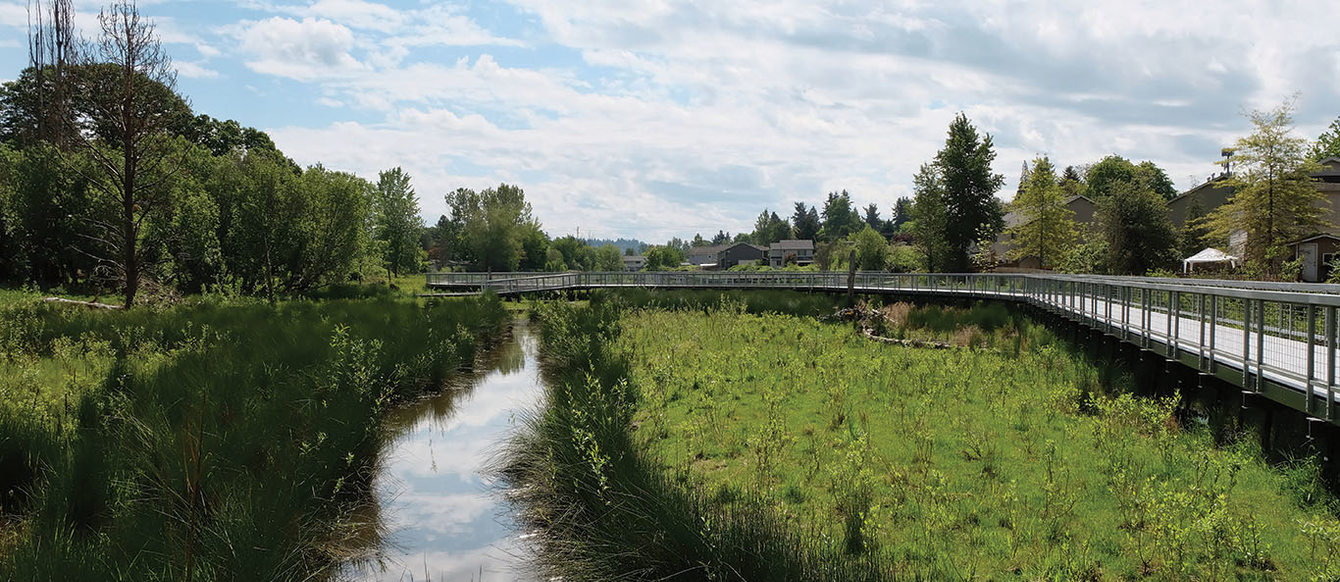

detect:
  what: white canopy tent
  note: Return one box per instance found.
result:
[1182,248,1239,273]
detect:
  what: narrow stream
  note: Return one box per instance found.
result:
[348,320,541,582]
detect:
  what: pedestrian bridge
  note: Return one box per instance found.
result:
[427,271,1340,425]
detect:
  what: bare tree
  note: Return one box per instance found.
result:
[25,0,76,147]
[73,0,188,307]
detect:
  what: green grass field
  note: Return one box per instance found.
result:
[510,291,1340,581]
[0,293,507,580]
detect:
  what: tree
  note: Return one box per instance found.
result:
[551,236,595,271]
[852,225,889,271]
[595,244,623,271]
[446,183,541,272]
[1097,181,1179,275]
[934,113,1004,271]
[820,190,861,242]
[890,197,913,232]
[1138,161,1178,201]
[691,233,708,247]
[1085,156,1140,198]
[1311,116,1340,162]
[1059,165,1087,199]
[909,163,951,272]
[1004,156,1075,268]
[72,1,188,307]
[1086,156,1177,201]
[1179,199,1212,259]
[752,209,791,245]
[711,230,730,245]
[643,245,683,271]
[1206,100,1327,273]
[792,202,820,240]
[371,167,422,278]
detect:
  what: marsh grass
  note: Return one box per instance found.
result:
[512,290,1340,580]
[0,294,507,580]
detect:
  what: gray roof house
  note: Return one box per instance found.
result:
[717,242,768,269]
[687,245,726,267]
[768,239,815,268]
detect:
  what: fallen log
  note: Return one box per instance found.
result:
[41,297,123,310]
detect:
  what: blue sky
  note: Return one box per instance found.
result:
[2,0,1338,242]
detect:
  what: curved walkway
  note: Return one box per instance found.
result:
[428,271,1340,424]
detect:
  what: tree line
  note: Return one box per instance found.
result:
[0,0,428,306]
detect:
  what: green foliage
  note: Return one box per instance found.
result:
[0,294,508,578]
[594,244,623,271]
[886,243,923,273]
[933,113,1005,271]
[753,209,793,245]
[1005,156,1076,268]
[371,167,423,277]
[1207,99,1329,273]
[1056,239,1109,274]
[791,202,821,241]
[610,304,1333,579]
[819,190,862,242]
[1097,181,1180,275]
[444,183,544,272]
[909,163,951,272]
[852,225,889,271]
[1086,156,1178,201]
[1311,116,1340,162]
[643,245,685,271]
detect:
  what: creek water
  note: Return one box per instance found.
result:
[347,320,541,582]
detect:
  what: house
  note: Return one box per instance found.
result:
[1168,178,1236,229]
[687,245,725,267]
[622,255,646,272]
[716,242,768,269]
[992,195,1097,268]
[768,239,815,267]
[1287,234,1340,282]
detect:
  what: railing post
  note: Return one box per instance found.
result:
[1198,293,1207,371]
[1328,305,1337,421]
[1255,299,1265,392]
[1307,303,1317,416]
[1242,299,1252,388]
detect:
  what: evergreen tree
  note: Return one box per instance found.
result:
[1005,156,1075,268]
[792,202,820,240]
[890,197,913,232]
[819,190,861,241]
[934,113,1004,271]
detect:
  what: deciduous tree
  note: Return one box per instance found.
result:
[1097,182,1178,275]
[1206,100,1327,273]
[1005,156,1075,268]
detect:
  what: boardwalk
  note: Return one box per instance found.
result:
[428,271,1340,423]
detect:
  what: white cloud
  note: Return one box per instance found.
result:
[235,16,364,80]
[174,60,219,79]
[235,0,1340,240]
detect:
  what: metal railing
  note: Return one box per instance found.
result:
[427,271,1340,422]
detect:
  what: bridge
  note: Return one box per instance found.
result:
[427,271,1340,426]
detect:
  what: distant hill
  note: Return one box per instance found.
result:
[584,238,649,254]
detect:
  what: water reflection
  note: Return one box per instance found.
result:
[347,320,540,581]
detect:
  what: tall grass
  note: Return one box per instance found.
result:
[509,291,1340,580]
[502,299,897,581]
[0,294,507,580]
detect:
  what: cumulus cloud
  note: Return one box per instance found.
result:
[235,16,364,80]
[195,1,1340,240]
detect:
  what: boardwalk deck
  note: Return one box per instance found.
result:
[427,271,1340,423]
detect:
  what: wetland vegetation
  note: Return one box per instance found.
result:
[0,292,507,580]
[506,289,1340,581]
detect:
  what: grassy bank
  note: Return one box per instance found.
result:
[510,290,1340,580]
[0,293,507,580]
